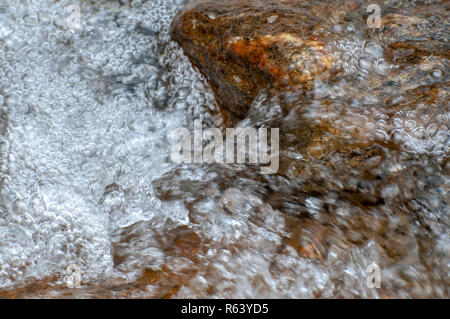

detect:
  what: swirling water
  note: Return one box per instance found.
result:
[0,0,448,298]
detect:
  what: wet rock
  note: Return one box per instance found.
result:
[171,0,448,168]
[2,0,447,299]
[170,0,350,117]
[171,0,448,117]
[169,0,449,298]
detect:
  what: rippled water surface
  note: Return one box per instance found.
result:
[0,0,448,298]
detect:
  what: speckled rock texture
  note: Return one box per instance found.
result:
[169,0,449,298]
[171,0,448,117]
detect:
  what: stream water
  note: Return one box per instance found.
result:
[0,0,448,298]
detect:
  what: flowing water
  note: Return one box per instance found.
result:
[0,0,448,298]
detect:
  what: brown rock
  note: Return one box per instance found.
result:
[168,1,449,298]
[171,0,448,119]
[170,0,347,117]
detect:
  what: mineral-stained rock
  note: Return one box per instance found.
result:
[171,0,448,118]
[168,0,449,298]
[171,0,449,182]
[171,0,449,168]
[170,0,351,117]
[170,0,449,191]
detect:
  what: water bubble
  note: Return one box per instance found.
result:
[431,69,443,78]
[333,24,343,33]
[358,56,373,71]
[0,22,13,39]
[381,184,400,199]
[375,59,390,75]
[342,52,351,62]
[267,15,278,24]
[314,78,329,99]
[5,93,20,107]
[364,41,384,59]
[346,24,356,33]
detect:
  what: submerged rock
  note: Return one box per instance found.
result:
[171,0,448,117]
[171,0,448,180]
[169,0,449,298]
[0,0,448,299]
[171,0,448,166]
[170,0,350,117]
